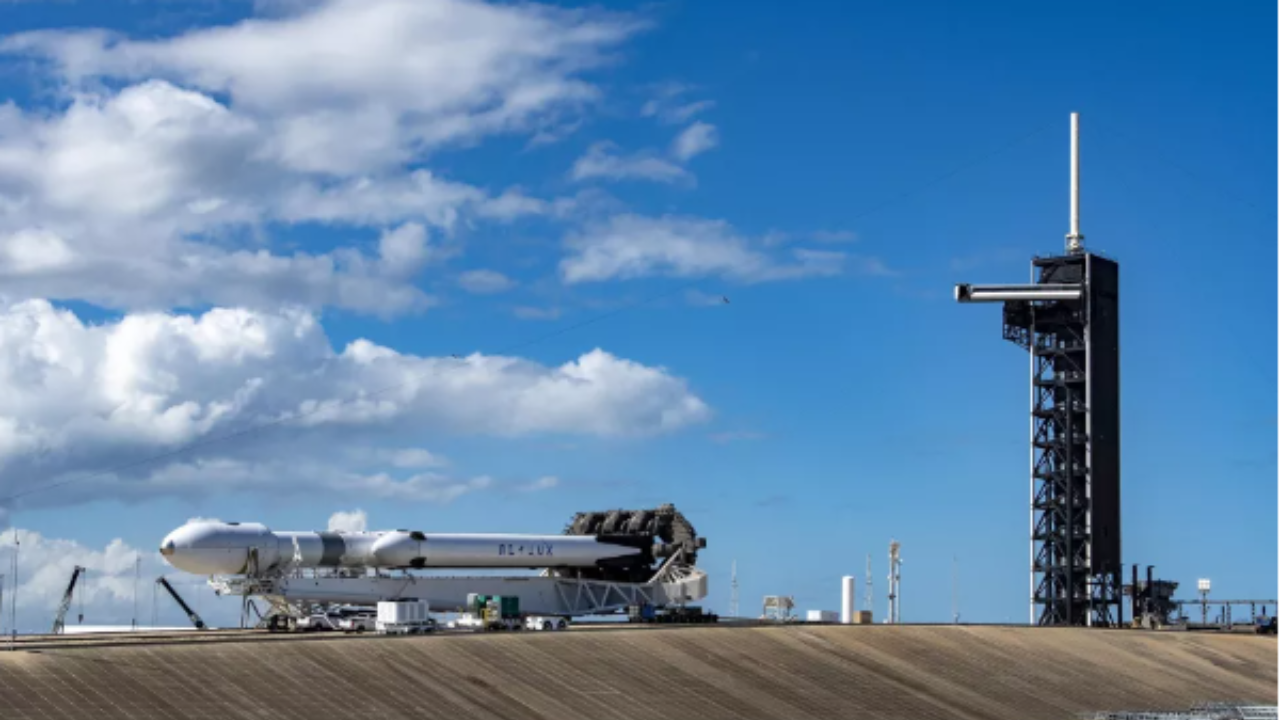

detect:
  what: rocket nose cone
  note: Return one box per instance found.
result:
[158,522,225,574]
[158,528,188,568]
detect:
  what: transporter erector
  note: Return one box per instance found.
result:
[158,505,709,621]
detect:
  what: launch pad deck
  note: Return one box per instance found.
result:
[0,625,1272,720]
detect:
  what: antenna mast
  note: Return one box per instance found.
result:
[864,553,873,612]
[729,560,739,617]
[1066,112,1084,254]
[952,555,960,624]
[887,540,902,624]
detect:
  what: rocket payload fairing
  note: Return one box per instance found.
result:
[159,521,650,576]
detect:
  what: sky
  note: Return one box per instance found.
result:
[0,0,1273,631]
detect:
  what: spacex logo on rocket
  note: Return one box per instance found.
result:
[498,543,553,557]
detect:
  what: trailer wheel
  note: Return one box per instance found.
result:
[541,621,552,631]
[556,619,568,631]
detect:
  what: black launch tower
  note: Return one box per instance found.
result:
[954,114,1122,626]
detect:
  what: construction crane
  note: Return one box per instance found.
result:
[51,566,87,635]
[156,577,207,630]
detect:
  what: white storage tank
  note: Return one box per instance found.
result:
[806,610,838,623]
[840,576,856,624]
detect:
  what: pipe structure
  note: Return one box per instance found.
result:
[1066,112,1084,254]
[954,283,1083,303]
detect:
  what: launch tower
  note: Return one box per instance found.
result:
[954,113,1122,626]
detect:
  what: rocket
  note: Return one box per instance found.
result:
[158,520,650,576]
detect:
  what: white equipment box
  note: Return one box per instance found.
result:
[376,599,434,635]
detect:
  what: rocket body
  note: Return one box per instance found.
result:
[159,521,646,576]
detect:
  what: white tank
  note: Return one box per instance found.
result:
[841,575,856,624]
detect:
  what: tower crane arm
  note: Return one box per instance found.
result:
[51,566,86,635]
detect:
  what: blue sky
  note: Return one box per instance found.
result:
[0,0,1272,629]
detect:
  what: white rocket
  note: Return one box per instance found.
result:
[159,520,648,576]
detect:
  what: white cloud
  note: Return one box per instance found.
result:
[0,530,159,627]
[2,229,77,273]
[457,269,516,294]
[671,121,718,162]
[139,457,503,506]
[560,214,856,284]
[571,142,690,185]
[0,82,542,316]
[519,475,559,492]
[0,528,235,632]
[0,300,709,507]
[3,0,640,169]
[386,448,448,469]
[328,508,368,532]
[641,83,714,125]
[347,472,493,503]
[376,223,432,276]
[0,1,636,315]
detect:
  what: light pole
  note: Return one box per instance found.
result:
[11,530,18,648]
[132,553,141,632]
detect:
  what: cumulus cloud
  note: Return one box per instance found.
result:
[0,222,444,318]
[0,530,157,627]
[0,300,709,508]
[0,78,526,317]
[0,528,236,632]
[570,142,690,185]
[671,121,718,162]
[385,448,448,469]
[328,509,368,532]
[560,214,861,284]
[457,269,516,294]
[3,0,639,167]
[0,0,638,315]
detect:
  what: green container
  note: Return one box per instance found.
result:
[468,594,520,618]
[500,596,520,618]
